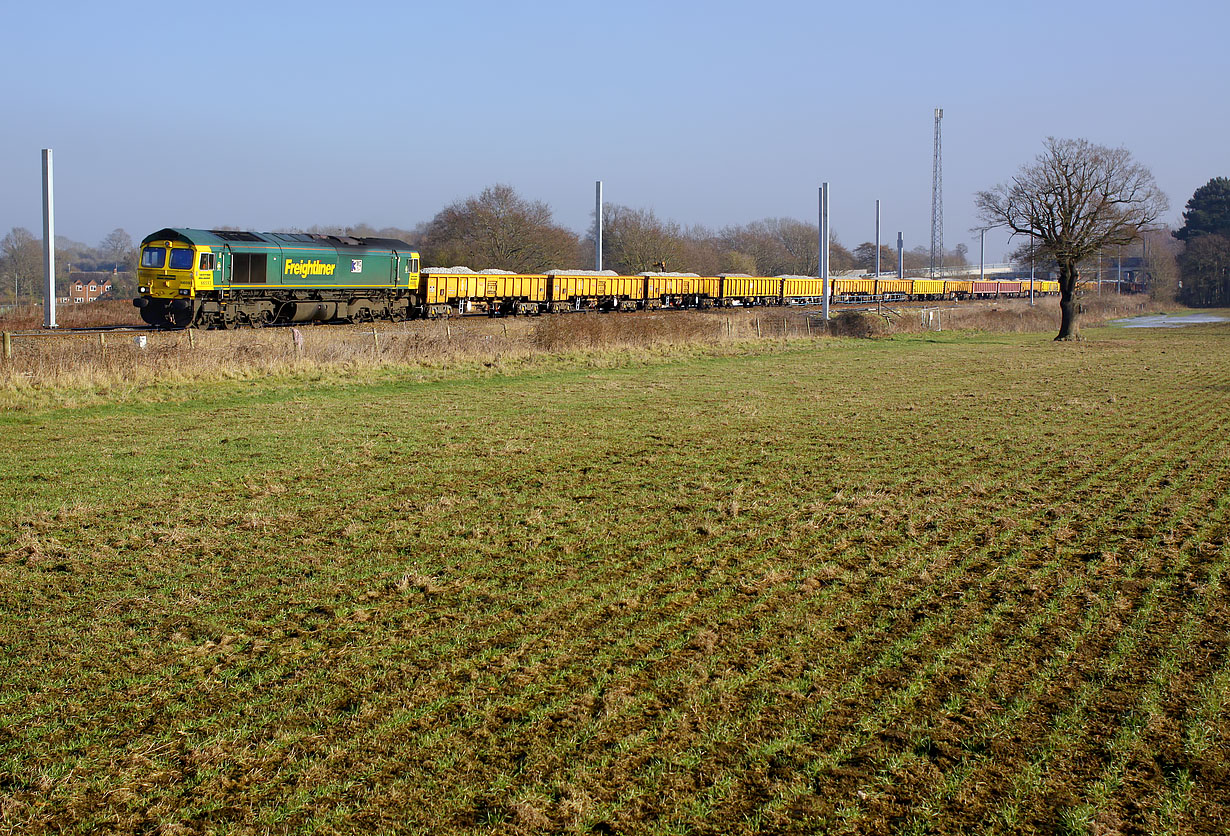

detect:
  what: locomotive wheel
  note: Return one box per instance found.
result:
[165,305,195,330]
[138,302,168,327]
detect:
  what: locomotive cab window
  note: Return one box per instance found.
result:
[141,247,166,268]
[199,253,216,270]
[169,248,194,270]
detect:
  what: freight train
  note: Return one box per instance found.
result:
[133,228,1061,328]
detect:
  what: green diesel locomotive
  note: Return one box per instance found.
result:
[133,228,421,328]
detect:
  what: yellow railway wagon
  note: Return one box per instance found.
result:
[422,271,548,313]
[910,279,945,298]
[478,273,548,302]
[643,274,721,306]
[550,274,644,300]
[693,276,722,299]
[1024,280,1059,296]
[875,279,912,296]
[645,274,693,298]
[834,278,875,297]
[944,280,973,298]
[720,276,781,301]
[423,271,479,305]
[781,276,825,299]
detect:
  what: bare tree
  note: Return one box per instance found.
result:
[976,138,1167,340]
[1142,228,1181,303]
[853,242,897,275]
[1,227,41,304]
[99,228,134,272]
[601,205,685,274]
[421,185,582,272]
[714,218,850,276]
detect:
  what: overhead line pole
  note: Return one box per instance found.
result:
[874,199,880,277]
[1029,233,1035,306]
[42,149,57,329]
[595,180,603,271]
[820,183,830,322]
[979,228,985,284]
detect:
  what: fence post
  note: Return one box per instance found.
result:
[756,319,762,338]
[291,327,304,357]
[98,333,106,350]
[806,317,811,337]
[446,323,452,341]
[2,332,10,361]
[372,327,379,351]
[188,329,195,349]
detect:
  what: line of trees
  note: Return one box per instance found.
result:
[1,227,138,303]
[404,183,970,278]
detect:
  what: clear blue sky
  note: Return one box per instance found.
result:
[2,0,1226,262]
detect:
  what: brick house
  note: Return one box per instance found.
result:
[68,272,114,304]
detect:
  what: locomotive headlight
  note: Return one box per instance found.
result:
[139,286,148,294]
[179,288,191,296]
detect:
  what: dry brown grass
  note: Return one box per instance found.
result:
[0,296,1168,407]
[893,292,1163,334]
[0,299,141,331]
[0,310,819,406]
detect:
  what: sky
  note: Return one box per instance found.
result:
[2,0,1227,263]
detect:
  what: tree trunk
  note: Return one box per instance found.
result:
[1056,259,1081,341]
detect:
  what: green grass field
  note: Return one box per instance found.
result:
[3,322,1229,834]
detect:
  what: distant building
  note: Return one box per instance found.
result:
[68,271,114,304]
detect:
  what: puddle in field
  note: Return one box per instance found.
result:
[1114,313,1229,328]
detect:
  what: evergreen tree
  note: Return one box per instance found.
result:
[1175,177,1230,241]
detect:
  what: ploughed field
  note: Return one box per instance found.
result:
[2,325,1229,835]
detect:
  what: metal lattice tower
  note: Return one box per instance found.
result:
[930,108,944,278]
